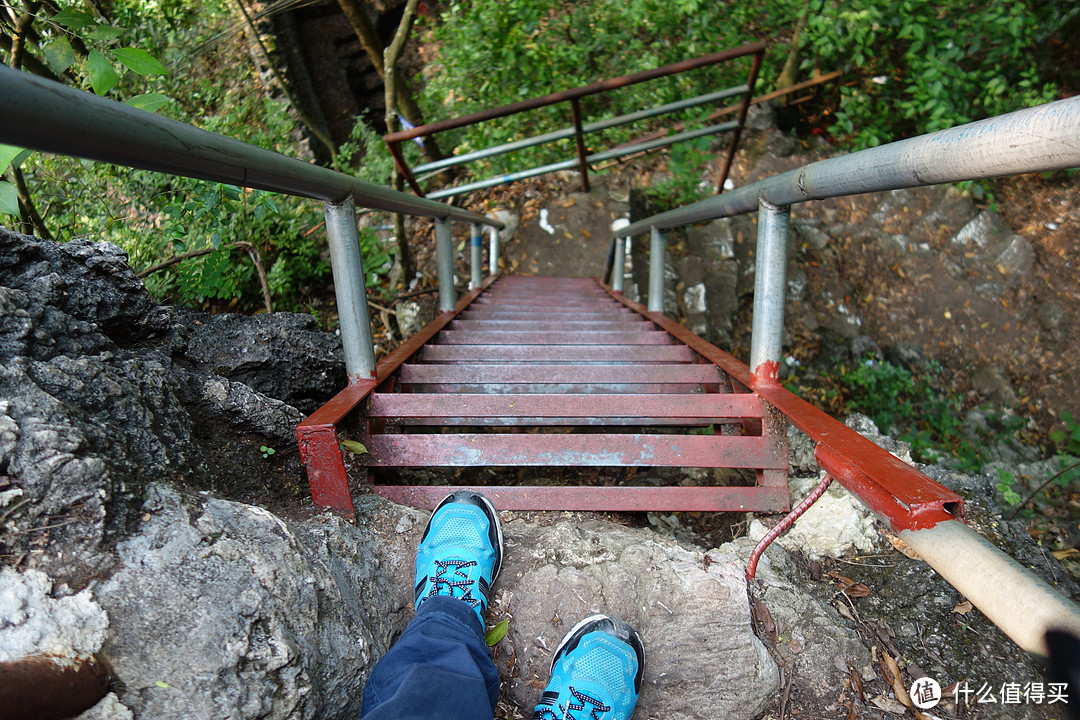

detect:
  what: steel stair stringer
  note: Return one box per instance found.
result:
[297,275,790,514]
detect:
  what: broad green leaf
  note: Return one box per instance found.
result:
[85,24,125,43]
[43,36,76,74]
[0,144,24,172]
[86,50,118,95]
[484,618,509,646]
[0,181,20,218]
[112,47,167,76]
[125,93,172,114]
[341,440,369,455]
[52,8,95,28]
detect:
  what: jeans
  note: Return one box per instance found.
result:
[361,596,500,720]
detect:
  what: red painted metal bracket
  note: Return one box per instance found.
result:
[296,277,496,517]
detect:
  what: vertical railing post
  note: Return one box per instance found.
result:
[749,199,790,383]
[717,48,764,194]
[324,197,376,382]
[612,236,626,293]
[469,223,483,289]
[648,227,666,313]
[435,218,456,312]
[488,225,500,277]
[570,98,591,193]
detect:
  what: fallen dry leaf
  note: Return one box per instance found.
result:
[952,600,974,615]
[870,695,907,714]
[1052,548,1080,560]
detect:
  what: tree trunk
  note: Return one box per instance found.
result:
[776,2,810,95]
[336,0,444,164]
[233,0,338,160]
[383,0,421,287]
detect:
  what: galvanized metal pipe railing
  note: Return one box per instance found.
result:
[385,43,765,199]
[614,95,1080,656]
[618,96,1080,237]
[0,65,503,383]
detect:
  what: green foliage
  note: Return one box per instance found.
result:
[815,357,988,470]
[260,445,276,459]
[643,115,713,210]
[420,0,1072,178]
[995,469,1022,507]
[802,0,1070,147]
[420,0,792,176]
[1,1,175,226]
[0,0,407,315]
[1050,412,1080,456]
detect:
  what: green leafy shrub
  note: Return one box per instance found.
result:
[802,0,1070,147]
[419,0,792,176]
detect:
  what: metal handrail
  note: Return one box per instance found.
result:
[385,43,765,199]
[618,96,1080,238]
[0,65,501,226]
[0,64,504,383]
[610,95,1080,655]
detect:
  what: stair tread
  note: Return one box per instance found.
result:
[367,392,763,419]
[398,363,723,383]
[359,432,786,468]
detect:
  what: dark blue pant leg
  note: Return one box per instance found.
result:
[361,596,499,720]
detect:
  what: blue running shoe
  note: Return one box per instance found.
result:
[414,491,504,627]
[533,614,645,720]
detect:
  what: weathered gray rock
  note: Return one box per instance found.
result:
[735,528,874,698]
[906,188,977,246]
[792,219,831,251]
[952,210,1011,250]
[183,312,344,414]
[91,485,418,720]
[493,519,780,720]
[971,365,1020,408]
[0,230,162,351]
[0,228,360,597]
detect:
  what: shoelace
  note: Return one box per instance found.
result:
[535,686,611,720]
[426,558,479,607]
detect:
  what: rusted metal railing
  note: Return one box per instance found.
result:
[616,96,1080,655]
[384,43,765,200]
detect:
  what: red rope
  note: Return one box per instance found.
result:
[745,473,834,582]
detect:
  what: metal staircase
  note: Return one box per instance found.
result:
[331,275,789,513]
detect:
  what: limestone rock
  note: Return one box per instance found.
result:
[770,474,881,559]
[93,485,419,720]
[734,528,874,697]
[183,312,344,414]
[494,519,779,720]
[0,566,108,662]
